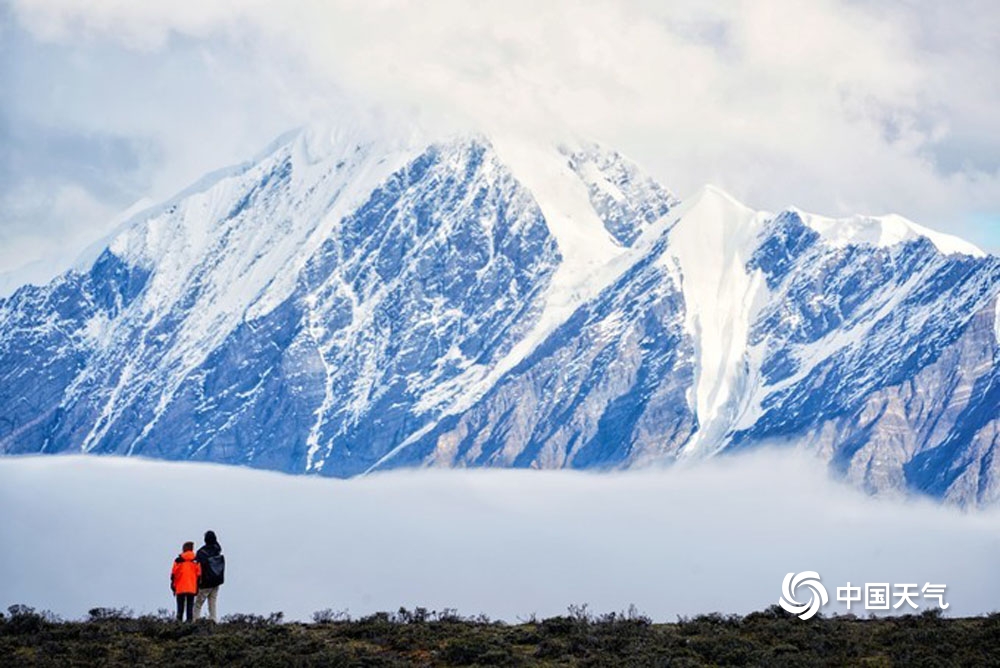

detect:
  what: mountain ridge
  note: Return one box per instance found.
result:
[1,125,997,505]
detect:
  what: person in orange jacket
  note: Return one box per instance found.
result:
[170,541,202,622]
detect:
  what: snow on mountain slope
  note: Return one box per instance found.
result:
[729,209,1000,504]
[376,186,1000,496]
[0,127,684,479]
[664,186,770,456]
[405,136,628,419]
[1,122,998,505]
[77,125,429,455]
[405,138,679,426]
[797,209,985,258]
[391,230,696,471]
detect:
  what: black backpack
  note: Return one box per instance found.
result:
[200,550,226,586]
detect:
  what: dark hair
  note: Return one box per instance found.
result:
[183,541,194,552]
[204,530,218,545]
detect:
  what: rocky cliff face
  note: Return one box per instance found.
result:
[1,124,997,504]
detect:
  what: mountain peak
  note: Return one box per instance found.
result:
[785,206,985,258]
[2,127,999,505]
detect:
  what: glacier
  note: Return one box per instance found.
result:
[1,123,998,505]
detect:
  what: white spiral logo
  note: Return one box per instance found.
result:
[779,571,829,620]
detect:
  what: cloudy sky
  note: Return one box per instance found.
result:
[2,0,999,291]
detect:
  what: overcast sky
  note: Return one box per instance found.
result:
[2,0,999,291]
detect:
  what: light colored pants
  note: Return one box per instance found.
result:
[194,586,220,622]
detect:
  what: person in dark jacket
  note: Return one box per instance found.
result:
[194,530,225,622]
[170,542,201,623]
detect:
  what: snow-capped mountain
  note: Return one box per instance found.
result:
[1,123,998,505]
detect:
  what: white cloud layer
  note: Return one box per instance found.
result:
[2,0,1000,293]
[2,452,998,622]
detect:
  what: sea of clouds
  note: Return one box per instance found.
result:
[2,450,998,622]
